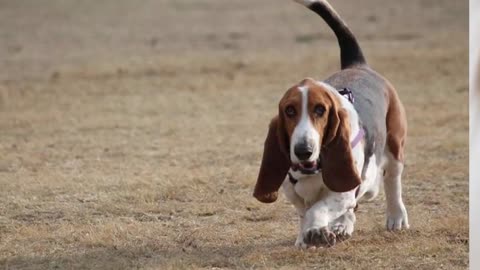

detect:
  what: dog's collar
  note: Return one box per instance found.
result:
[288,172,298,185]
[338,87,355,103]
[338,86,364,148]
[350,128,365,149]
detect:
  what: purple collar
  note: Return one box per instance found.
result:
[339,87,364,148]
[350,128,365,149]
[338,87,355,103]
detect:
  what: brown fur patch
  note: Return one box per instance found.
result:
[385,81,407,162]
[253,117,290,203]
[321,108,362,192]
[277,86,304,140]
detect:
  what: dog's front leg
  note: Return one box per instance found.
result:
[281,180,308,248]
[295,215,307,248]
[302,191,356,247]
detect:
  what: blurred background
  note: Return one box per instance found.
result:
[0,0,467,81]
[470,0,479,268]
[0,0,468,269]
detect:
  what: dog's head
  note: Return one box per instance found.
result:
[253,78,361,203]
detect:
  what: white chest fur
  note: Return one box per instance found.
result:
[290,171,326,205]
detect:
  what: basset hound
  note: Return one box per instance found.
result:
[253,0,409,248]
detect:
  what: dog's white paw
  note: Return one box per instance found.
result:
[303,227,336,247]
[386,204,409,231]
[295,236,308,249]
[329,211,355,241]
[330,223,353,241]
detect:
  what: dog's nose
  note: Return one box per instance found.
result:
[294,143,313,161]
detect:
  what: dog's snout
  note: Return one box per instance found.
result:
[294,143,313,161]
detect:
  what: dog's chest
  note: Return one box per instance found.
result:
[293,174,326,204]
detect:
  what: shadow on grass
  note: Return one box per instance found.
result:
[0,239,292,269]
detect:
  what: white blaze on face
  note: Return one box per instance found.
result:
[290,86,320,163]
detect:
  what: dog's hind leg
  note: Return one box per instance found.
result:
[384,86,409,230]
[383,149,409,230]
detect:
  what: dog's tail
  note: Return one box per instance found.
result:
[294,0,366,69]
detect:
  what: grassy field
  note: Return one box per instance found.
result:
[0,0,468,269]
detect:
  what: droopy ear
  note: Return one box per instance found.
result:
[253,116,291,203]
[321,109,361,192]
[323,92,341,146]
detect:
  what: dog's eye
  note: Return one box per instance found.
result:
[314,105,325,117]
[285,106,296,118]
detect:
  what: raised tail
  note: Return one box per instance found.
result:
[294,0,367,69]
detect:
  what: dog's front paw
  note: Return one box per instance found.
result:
[329,211,355,241]
[330,223,353,241]
[295,236,307,249]
[386,204,409,231]
[303,227,336,247]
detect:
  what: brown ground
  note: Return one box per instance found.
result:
[0,0,468,269]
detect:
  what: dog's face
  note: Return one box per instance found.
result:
[278,79,336,174]
[253,78,361,203]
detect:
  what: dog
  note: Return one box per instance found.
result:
[253,0,409,248]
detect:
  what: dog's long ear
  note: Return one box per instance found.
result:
[321,109,361,192]
[253,116,290,203]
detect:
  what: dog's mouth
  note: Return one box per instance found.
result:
[291,159,321,175]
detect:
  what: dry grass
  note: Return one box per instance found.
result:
[0,0,468,269]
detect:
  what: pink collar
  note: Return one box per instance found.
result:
[338,87,364,148]
[350,128,365,149]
